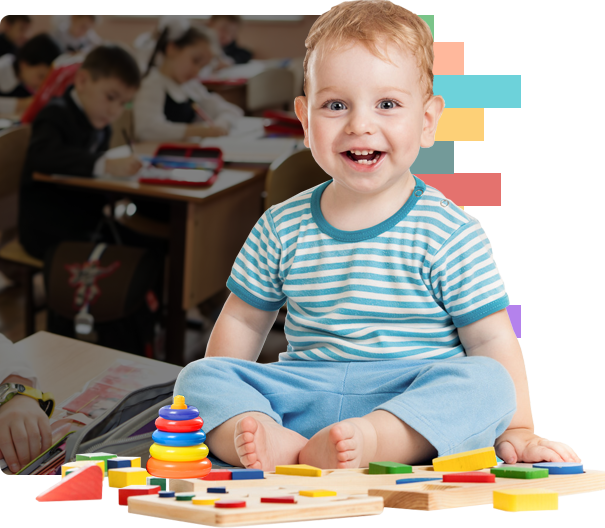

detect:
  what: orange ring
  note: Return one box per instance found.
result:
[146,457,212,479]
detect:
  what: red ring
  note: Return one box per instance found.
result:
[146,457,212,479]
[155,416,204,433]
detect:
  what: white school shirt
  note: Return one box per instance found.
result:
[0,333,39,388]
[133,66,244,142]
[0,54,19,115]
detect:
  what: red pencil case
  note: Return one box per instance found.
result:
[138,144,224,187]
[262,110,304,136]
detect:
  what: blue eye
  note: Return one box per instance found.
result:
[327,101,345,111]
[379,100,397,110]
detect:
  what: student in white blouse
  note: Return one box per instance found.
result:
[133,20,243,143]
[0,333,52,473]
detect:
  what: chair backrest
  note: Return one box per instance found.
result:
[247,69,295,113]
[264,148,330,210]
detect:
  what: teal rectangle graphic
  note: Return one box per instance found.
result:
[433,75,521,108]
[411,141,454,174]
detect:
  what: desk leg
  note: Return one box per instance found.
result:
[166,201,187,366]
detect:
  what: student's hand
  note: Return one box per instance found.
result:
[0,395,52,473]
[185,123,229,138]
[15,97,34,114]
[495,427,581,464]
[105,156,143,177]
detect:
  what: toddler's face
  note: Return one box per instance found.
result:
[296,40,443,196]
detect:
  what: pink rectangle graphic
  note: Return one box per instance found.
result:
[433,42,464,75]
[419,173,501,206]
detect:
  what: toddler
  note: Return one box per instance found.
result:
[175,0,580,470]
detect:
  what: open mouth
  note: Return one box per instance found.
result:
[345,150,383,165]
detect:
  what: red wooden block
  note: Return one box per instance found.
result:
[442,471,496,483]
[201,469,233,481]
[215,499,247,508]
[260,496,297,504]
[36,465,103,502]
[119,485,161,506]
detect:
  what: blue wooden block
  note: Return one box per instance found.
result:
[396,477,442,484]
[533,462,584,475]
[107,458,132,469]
[229,468,264,480]
[207,487,228,493]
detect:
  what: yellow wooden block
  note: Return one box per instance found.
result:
[61,460,105,478]
[275,464,322,477]
[108,467,150,488]
[433,447,497,472]
[299,490,337,497]
[493,488,558,512]
[192,497,219,505]
[435,108,484,141]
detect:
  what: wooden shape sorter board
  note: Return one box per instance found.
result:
[160,465,605,515]
[128,486,383,526]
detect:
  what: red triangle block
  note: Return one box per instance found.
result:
[36,465,103,502]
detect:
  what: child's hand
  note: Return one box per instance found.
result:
[105,156,143,177]
[0,395,52,473]
[185,123,229,138]
[495,428,581,464]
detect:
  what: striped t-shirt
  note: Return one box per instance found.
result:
[227,175,509,361]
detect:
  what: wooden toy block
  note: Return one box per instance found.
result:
[230,468,264,480]
[207,487,228,493]
[118,485,161,506]
[442,471,496,483]
[533,462,584,475]
[299,490,337,497]
[275,464,322,477]
[201,469,233,481]
[147,477,167,490]
[493,488,558,512]
[108,467,150,488]
[176,492,196,501]
[396,478,442,484]
[193,497,219,505]
[108,456,141,470]
[76,452,117,474]
[368,462,413,475]
[61,460,104,478]
[215,499,247,508]
[261,496,297,503]
[490,466,549,479]
[36,465,103,502]
[432,447,497,472]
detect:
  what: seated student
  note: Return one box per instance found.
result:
[133,21,243,142]
[0,15,31,58]
[19,45,144,260]
[51,15,102,54]
[0,34,61,116]
[0,333,52,474]
[132,16,188,73]
[206,15,252,65]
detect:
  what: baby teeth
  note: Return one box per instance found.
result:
[355,158,377,164]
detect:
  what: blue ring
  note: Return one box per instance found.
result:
[158,405,199,421]
[152,429,206,446]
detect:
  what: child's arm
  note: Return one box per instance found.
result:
[205,293,280,361]
[458,309,581,463]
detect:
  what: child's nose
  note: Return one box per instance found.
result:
[344,107,377,136]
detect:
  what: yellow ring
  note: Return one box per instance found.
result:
[150,442,209,462]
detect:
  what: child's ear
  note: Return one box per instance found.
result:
[420,95,445,149]
[294,96,310,148]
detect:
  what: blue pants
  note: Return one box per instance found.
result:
[174,356,516,462]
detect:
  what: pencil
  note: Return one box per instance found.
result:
[192,103,216,126]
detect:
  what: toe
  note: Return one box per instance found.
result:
[329,422,355,445]
[335,437,357,453]
[235,431,255,448]
[236,416,259,436]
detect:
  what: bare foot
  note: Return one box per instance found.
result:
[298,418,377,469]
[234,415,308,471]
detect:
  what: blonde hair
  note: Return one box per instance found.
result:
[303,0,434,101]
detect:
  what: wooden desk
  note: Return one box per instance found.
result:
[2,332,181,475]
[33,167,266,366]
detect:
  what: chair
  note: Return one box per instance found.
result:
[264,148,330,210]
[247,69,295,114]
[0,125,44,336]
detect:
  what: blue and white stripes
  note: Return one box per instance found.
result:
[227,175,509,361]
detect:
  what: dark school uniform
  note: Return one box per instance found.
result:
[223,40,252,64]
[0,33,17,59]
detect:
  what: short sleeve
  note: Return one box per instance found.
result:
[429,220,509,327]
[226,210,286,311]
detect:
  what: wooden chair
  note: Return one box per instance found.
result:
[247,69,295,114]
[0,125,44,336]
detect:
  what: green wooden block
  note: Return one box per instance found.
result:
[490,466,549,479]
[76,452,118,474]
[369,462,413,475]
[147,476,167,491]
[65,468,77,476]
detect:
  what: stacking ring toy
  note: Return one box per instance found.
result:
[146,457,212,479]
[150,442,209,462]
[155,416,203,432]
[159,404,199,421]
[152,429,206,446]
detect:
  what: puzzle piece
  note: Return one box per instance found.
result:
[159,490,175,498]
[432,447,497,472]
[215,499,247,508]
[119,485,161,506]
[193,497,219,505]
[261,496,297,503]
[532,462,584,475]
[176,492,196,501]
[442,471,496,483]
[299,490,337,497]
[230,468,264,480]
[275,464,322,477]
[490,466,549,479]
[202,469,233,481]
[493,488,558,512]
[108,467,150,488]
[396,478,441,484]
[368,462,412,475]
[36,465,103,502]
[108,456,141,470]
[208,486,228,493]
